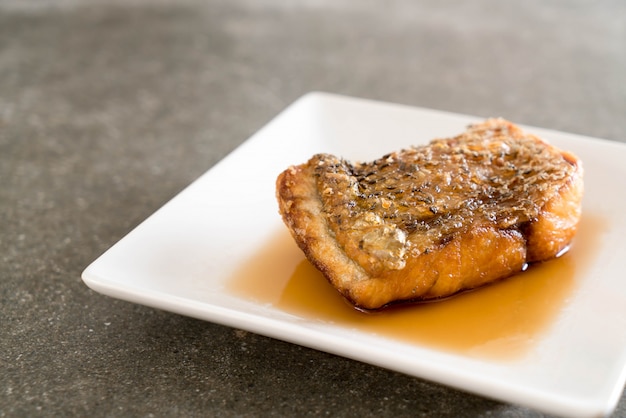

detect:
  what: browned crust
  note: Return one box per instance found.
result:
[525,151,583,262]
[277,165,371,295]
[276,120,584,310]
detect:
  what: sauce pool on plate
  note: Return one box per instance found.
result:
[228,214,605,360]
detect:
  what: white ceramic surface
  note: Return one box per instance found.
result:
[83,92,626,418]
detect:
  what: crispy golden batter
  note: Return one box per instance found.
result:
[276,119,583,310]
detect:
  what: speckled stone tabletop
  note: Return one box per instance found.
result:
[2,1,625,417]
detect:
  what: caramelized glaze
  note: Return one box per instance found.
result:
[312,119,579,270]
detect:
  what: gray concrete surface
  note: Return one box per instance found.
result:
[2,0,625,416]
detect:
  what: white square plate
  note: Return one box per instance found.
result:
[82,92,626,418]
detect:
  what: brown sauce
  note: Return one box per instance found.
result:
[228,214,606,360]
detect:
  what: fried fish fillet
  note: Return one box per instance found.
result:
[276,119,583,310]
